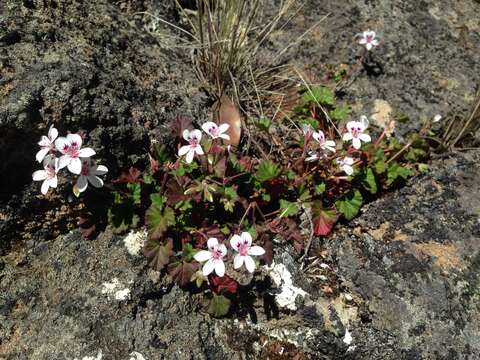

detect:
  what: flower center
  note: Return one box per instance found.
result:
[80,161,90,176]
[211,248,224,260]
[238,241,250,256]
[209,127,219,137]
[189,137,199,147]
[351,127,362,138]
[46,165,56,178]
[66,142,80,158]
[366,35,374,43]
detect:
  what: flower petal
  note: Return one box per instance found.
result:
[194,145,204,156]
[41,180,50,195]
[359,133,371,143]
[244,256,256,273]
[58,154,71,169]
[190,129,202,141]
[230,234,242,251]
[93,165,108,176]
[219,133,231,140]
[55,137,70,154]
[344,165,354,176]
[194,250,212,262]
[78,147,96,158]
[233,254,245,269]
[48,176,58,189]
[38,136,51,147]
[352,138,361,150]
[214,259,225,277]
[366,43,373,51]
[36,148,50,163]
[32,170,48,181]
[218,123,230,133]
[67,133,82,148]
[248,246,265,256]
[342,133,353,141]
[359,115,369,129]
[185,149,195,164]
[201,122,217,135]
[312,131,325,143]
[48,126,58,141]
[76,175,88,192]
[88,175,103,188]
[202,259,215,276]
[182,129,191,141]
[218,243,227,257]
[241,232,252,247]
[207,237,219,249]
[178,145,190,156]
[68,157,82,174]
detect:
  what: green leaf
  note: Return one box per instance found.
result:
[207,294,231,318]
[150,193,166,208]
[387,163,414,186]
[315,182,326,195]
[107,197,139,233]
[255,116,272,132]
[255,160,281,182]
[418,163,429,173]
[405,147,427,162]
[144,238,173,271]
[287,170,296,181]
[329,104,351,122]
[301,117,320,130]
[302,86,335,105]
[374,149,387,174]
[335,189,363,220]
[182,243,195,262]
[246,224,257,240]
[127,183,141,205]
[145,205,175,239]
[279,199,300,218]
[361,167,378,194]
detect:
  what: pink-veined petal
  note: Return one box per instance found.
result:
[202,259,215,276]
[207,237,219,249]
[312,131,325,143]
[241,232,252,247]
[359,133,371,143]
[190,129,202,141]
[233,254,245,269]
[218,243,227,257]
[194,250,212,262]
[93,165,108,176]
[66,133,82,148]
[219,133,231,141]
[346,121,357,132]
[41,180,50,195]
[78,147,96,158]
[248,246,265,256]
[36,148,50,163]
[214,259,225,277]
[194,145,204,155]
[76,175,88,192]
[244,256,256,273]
[352,138,361,150]
[201,122,217,135]
[182,129,191,141]
[68,157,82,174]
[38,136,50,147]
[32,170,48,181]
[185,149,195,164]
[88,175,103,188]
[48,126,58,141]
[230,234,242,251]
[218,123,230,133]
[55,137,70,154]
[178,145,190,156]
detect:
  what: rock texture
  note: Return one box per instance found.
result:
[1,0,480,359]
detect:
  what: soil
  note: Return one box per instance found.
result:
[1,0,479,359]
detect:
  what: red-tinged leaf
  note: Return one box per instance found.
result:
[112,167,142,184]
[209,144,224,155]
[144,238,174,271]
[210,274,239,294]
[169,261,198,286]
[213,156,227,178]
[312,202,339,236]
[238,156,252,171]
[77,216,96,238]
[149,154,160,174]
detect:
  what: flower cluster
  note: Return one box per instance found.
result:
[32,125,108,195]
[302,115,371,176]
[178,122,230,164]
[193,232,265,277]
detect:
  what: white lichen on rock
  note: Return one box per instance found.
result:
[74,350,103,360]
[101,278,131,301]
[123,228,148,256]
[129,352,146,360]
[266,262,307,310]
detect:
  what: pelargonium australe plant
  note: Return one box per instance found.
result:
[32,126,108,196]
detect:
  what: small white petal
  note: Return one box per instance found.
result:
[218,243,228,256]
[32,170,48,181]
[248,246,265,256]
[41,180,50,195]
[241,232,252,247]
[48,126,58,141]
[67,133,83,148]
[178,145,190,156]
[183,129,191,141]
[88,175,103,188]
[58,154,71,169]
[190,129,202,141]
[214,260,225,277]
[233,254,245,269]
[219,133,231,140]
[194,250,212,262]
[185,149,195,164]
[68,157,82,174]
[55,137,70,154]
[359,133,371,143]
[344,165,354,176]
[48,176,58,188]
[207,237,219,249]
[244,256,256,273]
[202,259,215,276]
[36,148,50,163]
[218,123,230,133]
[366,43,373,51]
[76,175,88,192]
[93,165,108,176]
[201,122,217,135]
[78,147,96,158]
[230,235,242,251]
[352,138,361,149]
[194,145,204,155]
[342,133,353,141]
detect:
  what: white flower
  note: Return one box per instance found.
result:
[36,125,58,163]
[201,122,230,140]
[342,116,371,150]
[32,156,60,195]
[74,158,108,194]
[193,237,227,277]
[230,232,265,273]
[178,129,204,164]
[357,30,379,51]
[305,151,320,162]
[433,114,442,123]
[313,130,336,153]
[55,134,96,174]
[337,156,355,176]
